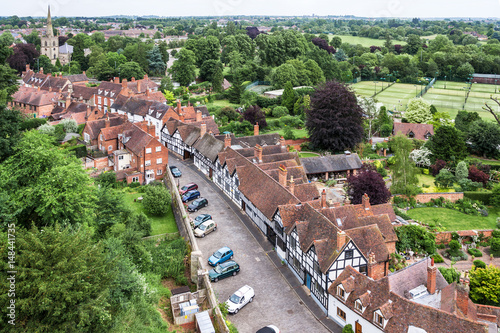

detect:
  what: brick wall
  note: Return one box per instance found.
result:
[394,192,464,204]
[369,262,388,280]
[94,156,109,170]
[435,230,494,244]
[284,138,309,151]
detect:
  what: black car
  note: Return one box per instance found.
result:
[187,198,208,212]
[169,166,182,177]
[192,214,212,229]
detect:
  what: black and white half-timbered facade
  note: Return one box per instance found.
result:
[212,157,242,206]
[192,133,224,178]
[161,121,200,160]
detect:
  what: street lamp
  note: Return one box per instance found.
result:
[444,75,447,89]
[374,81,378,95]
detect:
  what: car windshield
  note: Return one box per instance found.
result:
[194,199,201,204]
[195,215,203,222]
[181,186,188,191]
[213,251,222,259]
[229,294,241,304]
[214,265,223,273]
[198,224,207,231]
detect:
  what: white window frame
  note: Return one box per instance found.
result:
[98,96,102,104]
[374,312,384,327]
[146,148,152,154]
[157,168,162,175]
[132,176,139,183]
[145,160,151,166]
[155,146,161,152]
[84,133,90,143]
[156,158,162,164]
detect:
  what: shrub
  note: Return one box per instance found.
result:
[473,259,487,269]
[380,123,392,137]
[491,238,500,257]
[60,118,78,133]
[430,159,447,176]
[142,185,172,216]
[432,253,444,263]
[448,240,461,257]
[438,267,461,284]
[434,169,455,188]
[283,126,296,140]
[458,179,483,192]
[97,171,117,188]
[491,229,500,238]
[468,248,482,257]
[469,165,490,186]
[272,106,289,118]
[342,324,354,333]
[491,184,500,207]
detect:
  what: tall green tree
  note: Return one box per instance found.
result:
[168,48,196,87]
[0,64,18,104]
[118,61,145,80]
[0,106,22,162]
[390,134,420,196]
[468,120,500,158]
[281,81,297,113]
[427,125,468,162]
[404,98,432,123]
[147,45,166,76]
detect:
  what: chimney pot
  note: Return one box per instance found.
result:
[321,189,327,208]
[40,67,43,74]
[362,193,371,210]
[131,77,135,82]
[177,99,181,113]
[278,164,287,187]
[114,77,119,84]
[254,144,263,163]
[137,80,141,93]
[224,133,231,148]
[254,123,259,136]
[289,176,295,195]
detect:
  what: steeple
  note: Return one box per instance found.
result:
[46,5,54,37]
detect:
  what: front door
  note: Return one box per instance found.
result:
[209,168,213,178]
[183,149,190,160]
[266,224,276,245]
[306,273,311,289]
[355,322,362,333]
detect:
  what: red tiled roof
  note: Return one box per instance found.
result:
[393,123,434,141]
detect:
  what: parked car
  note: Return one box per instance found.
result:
[187,198,208,212]
[182,190,200,203]
[208,260,240,282]
[256,325,280,333]
[194,220,216,237]
[179,183,198,195]
[208,246,234,266]
[192,214,212,229]
[225,285,255,314]
[169,166,182,177]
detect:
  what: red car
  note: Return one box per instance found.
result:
[179,183,198,195]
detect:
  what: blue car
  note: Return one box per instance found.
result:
[208,246,234,266]
[182,190,200,202]
[169,166,182,177]
[192,214,212,229]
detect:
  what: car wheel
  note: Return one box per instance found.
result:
[214,226,217,231]
[232,271,237,276]
[234,308,239,314]
[214,277,218,282]
[194,208,198,212]
[230,255,233,259]
[249,297,253,303]
[202,233,205,238]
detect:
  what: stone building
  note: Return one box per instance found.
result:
[40,6,59,65]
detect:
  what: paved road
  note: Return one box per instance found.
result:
[172,156,329,333]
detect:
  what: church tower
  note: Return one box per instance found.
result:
[40,6,59,65]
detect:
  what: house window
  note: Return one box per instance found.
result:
[98,96,102,104]
[84,133,90,143]
[290,236,297,249]
[313,261,321,275]
[345,250,354,259]
[374,313,384,327]
[157,169,162,175]
[156,158,162,164]
[359,265,367,274]
[155,146,161,152]
[145,160,151,166]
[108,145,112,151]
[337,307,346,321]
[355,300,363,312]
[337,286,345,299]
[100,134,103,141]
[146,148,152,154]
[132,176,139,183]
[119,155,124,160]
[408,131,415,138]
[315,281,324,295]
[104,98,107,105]
[293,256,300,270]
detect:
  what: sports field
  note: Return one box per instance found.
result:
[352,80,500,120]
[331,35,406,47]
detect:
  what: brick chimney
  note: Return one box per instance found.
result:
[40,67,43,74]
[47,73,51,77]
[86,105,91,119]
[146,88,150,97]
[456,284,470,316]
[177,99,182,113]
[179,113,185,122]
[337,231,347,250]
[280,136,285,147]
[105,117,110,128]
[427,258,437,295]
[144,74,148,80]
[254,123,259,136]
[65,95,71,108]
[131,77,135,82]
[289,176,295,195]
[224,133,231,148]
[200,123,206,137]
[367,252,377,279]
[26,64,30,72]
[49,86,52,92]
[321,189,327,208]
[278,164,287,187]
[114,77,119,84]
[148,124,156,137]
[121,78,128,89]
[362,193,371,210]
[137,79,141,93]
[83,71,86,76]
[254,144,263,163]
[196,110,202,122]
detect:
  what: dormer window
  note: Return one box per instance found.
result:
[337,286,345,299]
[408,131,415,138]
[374,312,384,327]
[355,300,363,312]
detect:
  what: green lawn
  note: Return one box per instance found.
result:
[206,99,239,108]
[332,35,406,47]
[267,128,308,139]
[407,207,500,231]
[299,152,320,158]
[417,174,456,193]
[123,191,178,236]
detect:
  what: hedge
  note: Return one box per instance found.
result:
[432,253,444,263]
[468,248,482,257]
[256,95,281,108]
[65,144,87,158]
[464,191,492,205]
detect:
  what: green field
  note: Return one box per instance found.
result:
[123,191,178,236]
[352,82,417,111]
[299,152,320,158]
[267,128,308,139]
[332,35,406,47]
[407,207,500,231]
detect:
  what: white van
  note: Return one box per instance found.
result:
[225,285,255,314]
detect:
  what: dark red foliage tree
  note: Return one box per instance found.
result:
[246,27,261,40]
[312,37,336,54]
[243,105,267,128]
[430,159,447,176]
[58,35,70,46]
[394,44,403,54]
[468,165,489,185]
[306,80,364,152]
[347,167,391,205]
[7,43,39,73]
[370,46,382,53]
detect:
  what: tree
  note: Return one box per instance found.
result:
[468,120,500,158]
[142,183,171,216]
[427,126,468,162]
[468,165,490,186]
[160,75,174,92]
[409,148,432,167]
[342,324,354,333]
[118,61,145,80]
[455,62,474,80]
[92,59,114,81]
[270,63,299,88]
[404,98,432,124]
[168,48,196,87]
[455,161,469,181]
[97,171,117,188]
[147,45,166,76]
[0,225,116,331]
[281,81,297,113]
[491,183,500,207]
[272,106,289,118]
[404,34,422,55]
[359,97,379,139]
[330,36,342,49]
[0,106,22,162]
[455,111,480,134]
[395,224,436,254]
[228,73,243,104]
[390,134,419,196]
[199,59,223,82]
[306,81,364,152]
[469,265,500,306]
[434,169,455,188]
[335,48,348,62]
[347,167,391,205]
[60,118,78,133]
[243,105,267,128]
[6,43,39,73]
[438,267,461,284]
[212,64,224,93]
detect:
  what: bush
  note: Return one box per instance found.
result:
[129,182,141,188]
[142,185,172,216]
[438,267,461,284]
[272,106,289,118]
[473,259,487,269]
[60,118,78,133]
[468,248,483,257]
[437,243,446,249]
[342,324,354,333]
[448,240,461,256]
[492,230,500,238]
[283,126,296,140]
[65,144,87,158]
[380,123,392,137]
[432,253,444,263]
[20,117,47,131]
[491,238,500,257]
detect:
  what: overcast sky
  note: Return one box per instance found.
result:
[3,0,500,19]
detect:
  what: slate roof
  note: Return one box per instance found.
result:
[193,133,225,162]
[63,73,89,82]
[59,43,73,54]
[393,123,434,141]
[329,266,489,333]
[301,153,363,175]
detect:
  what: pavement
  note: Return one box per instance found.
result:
[171,155,342,333]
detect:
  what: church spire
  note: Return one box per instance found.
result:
[46,5,54,37]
